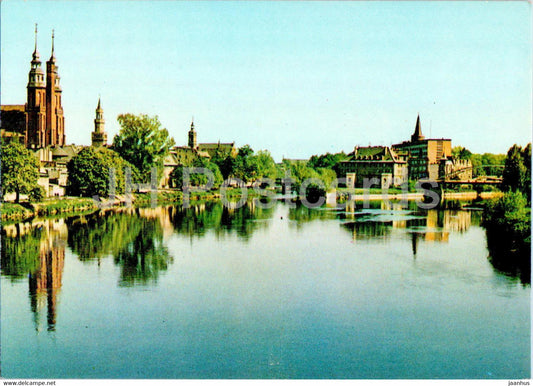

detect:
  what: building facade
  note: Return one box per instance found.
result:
[339,146,408,188]
[392,115,452,180]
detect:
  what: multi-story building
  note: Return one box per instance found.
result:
[339,115,472,187]
[338,146,408,188]
[392,115,452,180]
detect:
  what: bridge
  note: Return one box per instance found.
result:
[438,165,504,186]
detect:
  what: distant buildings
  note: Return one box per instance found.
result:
[161,119,237,188]
[340,115,472,188]
[339,146,408,189]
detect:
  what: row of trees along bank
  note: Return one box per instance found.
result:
[2,113,339,210]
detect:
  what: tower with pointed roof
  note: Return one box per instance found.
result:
[25,24,47,149]
[410,114,425,142]
[91,98,107,147]
[45,29,65,146]
[188,118,197,149]
[26,27,65,148]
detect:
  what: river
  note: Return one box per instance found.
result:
[0,199,529,379]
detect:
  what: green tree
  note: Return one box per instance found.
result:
[1,141,40,203]
[307,152,347,175]
[451,146,472,160]
[521,144,531,201]
[67,146,135,198]
[249,150,277,181]
[170,157,223,189]
[502,144,529,196]
[483,191,531,282]
[112,114,175,183]
[229,145,257,182]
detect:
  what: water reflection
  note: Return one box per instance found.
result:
[341,200,480,250]
[2,220,67,332]
[1,198,527,335]
[67,209,173,287]
[169,200,274,240]
[485,227,531,285]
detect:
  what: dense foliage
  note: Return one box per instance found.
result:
[112,114,175,183]
[502,143,531,200]
[1,140,40,202]
[279,159,337,193]
[451,146,506,177]
[67,146,136,198]
[210,145,278,183]
[482,143,531,283]
[307,151,347,176]
[170,156,223,189]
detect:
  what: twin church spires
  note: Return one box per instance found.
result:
[26,24,65,149]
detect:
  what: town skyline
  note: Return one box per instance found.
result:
[1,1,531,161]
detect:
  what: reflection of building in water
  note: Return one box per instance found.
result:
[442,210,471,233]
[28,219,67,332]
[343,200,473,250]
[411,209,472,256]
[137,206,174,238]
[424,210,449,242]
[423,209,471,241]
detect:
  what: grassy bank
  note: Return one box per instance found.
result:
[1,198,98,223]
[1,203,34,223]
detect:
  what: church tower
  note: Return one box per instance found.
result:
[188,118,197,149]
[45,30,65,146]
[25,24,47,149]
[91,98,107,147]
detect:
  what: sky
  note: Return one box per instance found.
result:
[1,1,531,162]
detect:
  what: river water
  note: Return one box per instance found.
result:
[1,200,530,378]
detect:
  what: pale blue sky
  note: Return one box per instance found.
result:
[1,1,531,161]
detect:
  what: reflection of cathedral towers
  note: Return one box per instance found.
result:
[29,220,66,332]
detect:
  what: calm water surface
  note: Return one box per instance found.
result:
[1,200,530,378]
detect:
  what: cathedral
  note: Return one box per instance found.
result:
[25,26,65,149]
[0,26,110,198]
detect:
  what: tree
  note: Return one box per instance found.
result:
[112,114,175,183]
[451,146,472,160]
[170,157,223,189]
[502,144,529,196]
[1,141,40,203]
[307,151,347,176]
[521,144,531,201]
[249,150,277,181]
[67,146,136,198]
[229,145,257,182]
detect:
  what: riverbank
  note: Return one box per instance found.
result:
[1,198,98,223]
[1,189,504,224]
[0,188,260,223]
